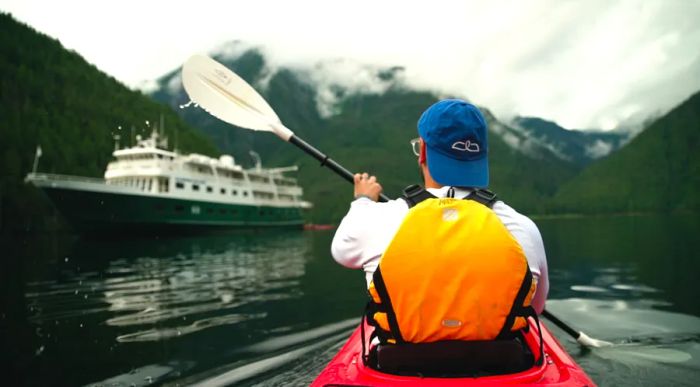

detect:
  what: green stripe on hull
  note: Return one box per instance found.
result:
[41,187,305,232]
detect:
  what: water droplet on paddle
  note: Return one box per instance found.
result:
[179,100,195,109]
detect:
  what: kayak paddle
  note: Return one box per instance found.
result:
[181,54,611,349]
[181,54,390,202]
[542,309,613,347]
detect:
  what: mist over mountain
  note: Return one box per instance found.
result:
[510,117,630,167]
[150,42,700,219]
[150,44,583,220]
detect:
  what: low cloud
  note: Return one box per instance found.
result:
[4,0,700,130]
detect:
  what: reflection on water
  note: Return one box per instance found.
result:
[26,232,307,345]
[5,214,700,386]
[537,214,700,387]
[8,230,365,387]
[547,298,700,387]
[539,213,700,316]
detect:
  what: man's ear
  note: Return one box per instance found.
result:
[419,140,427,165]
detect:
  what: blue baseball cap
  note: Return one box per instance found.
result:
[417,99,489,188]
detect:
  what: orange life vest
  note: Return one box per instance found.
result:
[367,186,537,344]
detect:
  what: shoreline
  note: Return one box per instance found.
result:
[529,210,698,220]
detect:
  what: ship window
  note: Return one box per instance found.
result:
[249,175,270,183]
[275,178,295,186]
[253,191,274,200]
[219,209,226,214]
[175,205,184,212]
[220,188,226,194]
[192,184,200,191]
[243,191,248,196]
[160,178,169,193]
[206,186,213,193]
[176,182,184,189]
[232,190,238,196]
[206,208,213,214]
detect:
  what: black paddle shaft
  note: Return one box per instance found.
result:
[289,135,390,202]
[542,309,580,339]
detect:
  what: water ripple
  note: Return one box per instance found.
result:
[25,233,309,343]
[116,313,268,343]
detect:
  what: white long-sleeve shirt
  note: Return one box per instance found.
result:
[331,186,549,314]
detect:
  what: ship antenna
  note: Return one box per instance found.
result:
[249,150,262,172]
[32,145,42,174]
[174,126,179,153]
[158,114,168,149]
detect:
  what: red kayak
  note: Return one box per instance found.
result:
[312,318,596,386]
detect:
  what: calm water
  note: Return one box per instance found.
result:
[2,214,700,386]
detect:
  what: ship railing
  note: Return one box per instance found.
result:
[25,172,107,185]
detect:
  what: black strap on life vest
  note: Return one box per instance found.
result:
[401,184,436,208]
[465,188,498,208]
[371,266,405,344]
[401,184,499,209]
[497,266,534,340]
[532,310,545,366]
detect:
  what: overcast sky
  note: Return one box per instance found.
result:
[2,0,700,130]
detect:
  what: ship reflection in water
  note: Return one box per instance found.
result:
[103,238,305,343]
[25,231,309,346]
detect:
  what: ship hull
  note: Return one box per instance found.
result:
[35,183,305,233]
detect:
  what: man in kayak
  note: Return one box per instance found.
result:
[331,99,548,317]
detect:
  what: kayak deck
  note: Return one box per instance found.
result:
[312,319,596,386]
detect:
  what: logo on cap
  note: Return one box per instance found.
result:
[451,139,480,153]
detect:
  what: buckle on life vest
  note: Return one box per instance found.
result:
[468,189,498,208]
[402,184,436,209]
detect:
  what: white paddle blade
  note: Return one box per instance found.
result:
[181,55,293,140]
[577,331,614,348]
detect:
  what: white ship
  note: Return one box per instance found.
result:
[25,129,311,232]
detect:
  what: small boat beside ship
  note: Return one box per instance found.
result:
[25,129,312,232]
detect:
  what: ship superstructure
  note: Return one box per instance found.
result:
[26,129,311,232]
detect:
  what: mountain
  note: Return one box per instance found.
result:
[510,116,630,166]
[150,45,581,221]
[551,90,700,213]
[0,13,218,233]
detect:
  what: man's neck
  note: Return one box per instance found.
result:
[421,164,443,189]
